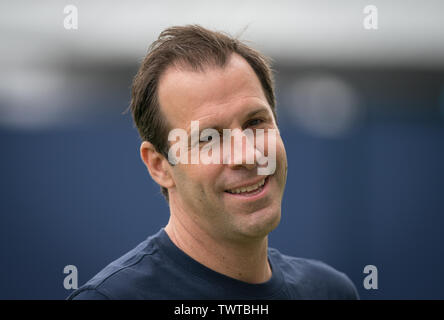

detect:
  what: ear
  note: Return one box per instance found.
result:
[140,141,175,190]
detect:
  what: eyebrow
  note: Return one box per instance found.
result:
[245,107,269,120]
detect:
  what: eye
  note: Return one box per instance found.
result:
[200,135,213,143]
[247,118,264,127]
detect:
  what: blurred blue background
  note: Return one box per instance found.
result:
[1,0,443,299]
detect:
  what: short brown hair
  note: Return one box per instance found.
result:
[130,25,277,202]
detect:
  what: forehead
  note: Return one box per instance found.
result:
[157,54,270,128]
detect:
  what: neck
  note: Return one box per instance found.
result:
[164,205,272,284]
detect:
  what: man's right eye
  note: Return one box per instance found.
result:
[200,135,213,143]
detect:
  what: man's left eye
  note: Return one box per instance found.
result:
[248,119,264,127]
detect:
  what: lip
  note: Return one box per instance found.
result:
[224,175,271,201]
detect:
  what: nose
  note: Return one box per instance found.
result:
[225,130,260,171]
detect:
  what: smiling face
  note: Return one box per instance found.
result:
[157,54,287,243]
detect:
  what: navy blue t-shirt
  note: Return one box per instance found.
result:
[67,229,358,300]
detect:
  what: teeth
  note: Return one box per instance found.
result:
[228,178,266,194]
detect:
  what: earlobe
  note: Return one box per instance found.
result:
[140,141,175,189]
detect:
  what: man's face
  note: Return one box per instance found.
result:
[158,54,287,242]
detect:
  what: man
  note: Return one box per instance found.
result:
[68,25,358,300]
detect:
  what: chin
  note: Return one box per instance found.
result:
[239,207,281,239]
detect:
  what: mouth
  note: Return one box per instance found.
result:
[224,176,270,198]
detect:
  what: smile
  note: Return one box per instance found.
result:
[225,176,269,196]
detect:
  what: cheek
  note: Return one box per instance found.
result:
[274,139,287,177]
[278,140,287,164]
[173,167,207,205]
[179,164,222,192]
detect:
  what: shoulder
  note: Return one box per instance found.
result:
[67,234,162,300]
[268,248,359,300]
[67,288,110,300]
